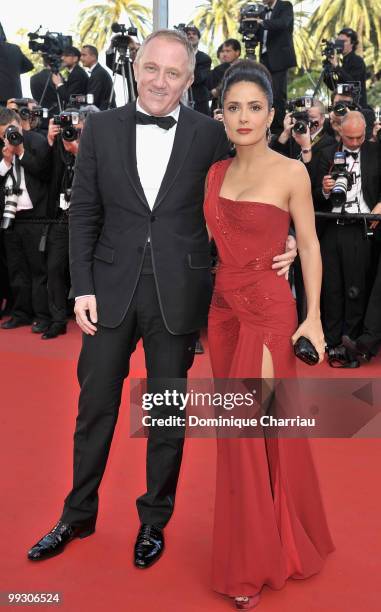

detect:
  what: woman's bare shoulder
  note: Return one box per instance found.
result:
[270,151,309,180]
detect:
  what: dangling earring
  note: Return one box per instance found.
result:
[266,126,271,138]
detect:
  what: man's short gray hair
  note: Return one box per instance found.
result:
[135,29,195,74]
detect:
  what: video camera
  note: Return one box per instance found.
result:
[329,151,356,208]
[110,22,137,54]
[28,28,72,73]
[238,3,267,54]
[321,38,345,61]
[53,111,81,142]
[68,94,94,108]
[11,100,49,121]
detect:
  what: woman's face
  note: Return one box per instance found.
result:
[223,81,274,146]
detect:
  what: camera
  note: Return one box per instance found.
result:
[69,94,94,108]
[4,125,23,147]
[286,97,313,113]
[174,23,187,33]
[330,151,355,207]
[28,28,72,73]
[53,111,80,142]
[110,22,137,54]
[286,98,317,134]
[30,106,49,120]
[0,176,22,230]
[329,101,358,116]
[321,38,345,60]
[238,4,266,53]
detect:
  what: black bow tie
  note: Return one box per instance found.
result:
[265,7,273,13]
[345,150,359,160]
[135,110,177,131]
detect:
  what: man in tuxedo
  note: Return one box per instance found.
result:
[185,26,212,115]
[325,28,368,108]
[27,30,296,566]
[209,39,241,115]
[80,45,115,110]
[0,108,51,332]
[0,26,33,106]
[30,56,60,117]
[317,111,381,367]
[254,0,297,134]
[51,46,89,106]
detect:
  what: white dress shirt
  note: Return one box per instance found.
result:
[86,63,98,76]
[136,99,180,210]
[0,155,33,211]
[331,149,369,214]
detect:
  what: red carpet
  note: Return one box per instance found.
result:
[0,321,380,611]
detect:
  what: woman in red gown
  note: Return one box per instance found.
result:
[204,60,334,609]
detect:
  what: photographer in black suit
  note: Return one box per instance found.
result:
[0,24,33,106]
[51,46,89,105]
[30,56,60,117]
[316,112,381,367]
[27,31,296,567]
[254,0,297,133]
[0,108,51,332]
[185,25,212,115]
[325,28,368,107]
[80,45,115,110]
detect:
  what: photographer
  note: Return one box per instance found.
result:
[105,33,138,101]
[51,46,89,105]
[185,25,212,115]
[0,108,51,332]
[317,111,381,367]
[325,28,367,107]
[208,39,241,115]
[0,24,34,106]
[254,0,297,133]
[43,104,99,339]
[80,45,115,110]
[325,85,375,142]
[30,55,61,116]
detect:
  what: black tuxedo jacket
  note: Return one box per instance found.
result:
[0,130,51,219]
[191,50,212,106]
[87,63,115,110]
[324,51,368,107]
[30,69,59,116]
[69,102,230,332]
[0,42,33,103]
[314,141,381,211]
[57,64,89,105]
[259,0,297,72]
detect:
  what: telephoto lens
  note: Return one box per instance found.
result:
[5,125,23,147]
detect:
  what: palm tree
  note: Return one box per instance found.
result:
[77,0,152,51]
[306,0,381,62]
[192,0,245,54]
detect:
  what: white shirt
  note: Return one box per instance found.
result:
[262,0,278,54]
[136,98,180,210]
[331,148,369,214]
[0,155,33,211]
[86,63,98,76]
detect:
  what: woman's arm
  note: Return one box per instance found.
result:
[288,161,325,361]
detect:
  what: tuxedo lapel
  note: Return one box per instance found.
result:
[153,105,197,211]
[117,102,150,211]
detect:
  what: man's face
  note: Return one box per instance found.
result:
[129,41,140,62]
[133,37,194,116]
[221,44,240,64]
[185,29,199,49]
[62,54,78,69]
[80,48,96,68]
[308,107,324,134]
[337,33,353,55]
[341,122,365,150]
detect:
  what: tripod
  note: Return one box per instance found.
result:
[38,68,63,114]
[108,47,137,108]
[313,61,338,98]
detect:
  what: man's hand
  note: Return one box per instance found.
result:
[278,112,294,144]
[63,139,79,155]
[47,118,60,146]
[370,202,381,229]
[292,124,311,149]
[1,142,14,167]
[74,296,98,335]
[272,235,297,279]
[52,73,64,88]
[322,175,335,195]
[328,53,338,68]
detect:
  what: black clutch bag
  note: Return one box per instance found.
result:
[293,336,319,366]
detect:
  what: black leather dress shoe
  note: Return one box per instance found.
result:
[31,321,50,334]
[27,519,96,561]
[134,524,164,569]
[1,317,32,330]
[327,344,359,368]
[342,335,371,362]
[41,323,67,340]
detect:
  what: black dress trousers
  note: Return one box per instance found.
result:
[46,212,70,324]
[61,247,198,529]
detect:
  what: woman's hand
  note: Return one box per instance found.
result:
[291,317,326,364]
